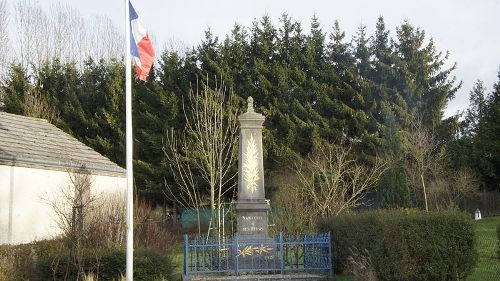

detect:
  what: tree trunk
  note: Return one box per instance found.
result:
[421,173,429,212]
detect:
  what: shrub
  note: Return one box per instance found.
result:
[36,245,174,280]
[0,240,173,281]
[0,241,41,280]
[347,248,378,281]
[318,209,477,281]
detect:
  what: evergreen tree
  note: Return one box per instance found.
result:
[325,20,370,155]
[463,80,486,136]
[377,102,410,208]
[81,60,126,166]
[134,65,179,203]
[392,22,460,132]
[1,64,31,114]
[34,60,85,135]
[474,70,500,190]
[449,80,487,179]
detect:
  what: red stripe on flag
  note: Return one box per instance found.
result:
[134,35,154,81]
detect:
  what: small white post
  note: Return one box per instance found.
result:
[474,208,482,220]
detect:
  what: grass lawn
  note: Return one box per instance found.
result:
[171,242,184,281]
[467,216,500,281]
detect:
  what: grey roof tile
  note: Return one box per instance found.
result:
[0,112,125,176]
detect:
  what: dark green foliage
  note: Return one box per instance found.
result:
[318,210,477,281]
[0,239,173,281]
[377,103,411,208]
[33,243,173,280]
[0,15,464,207]
[452,71,500,191]
[473,71,500,190]
[1,64,31,115]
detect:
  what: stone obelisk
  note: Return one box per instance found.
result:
[235,96,270,239]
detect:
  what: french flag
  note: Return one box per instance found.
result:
[129,1,154,81]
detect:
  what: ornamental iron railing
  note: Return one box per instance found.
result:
[183,232,332,277]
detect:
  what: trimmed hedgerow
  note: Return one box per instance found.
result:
[35,245,174,280]
[0,239,173,281]
[318,209,477,281]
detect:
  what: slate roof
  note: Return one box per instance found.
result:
[0,112,125,176]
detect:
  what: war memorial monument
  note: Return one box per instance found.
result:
[183,97,332,280]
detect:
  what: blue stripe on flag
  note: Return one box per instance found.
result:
[129,1,138,20]
[129,1,140,57]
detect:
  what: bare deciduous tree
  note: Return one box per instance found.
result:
[44,166,98,281]
[163,129,205,235]
[90,15,123,62]
[164,77,238,239]
[294,143,387,217]
[10,0,123,71]
[0,0,9,77]
[86,194,126,247]
[270,170,313,235]
[13,0,51,69]
[22,88,60,123]
[427,167,479,211]
[403,119,442,212]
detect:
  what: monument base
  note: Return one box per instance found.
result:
[235,199,270,236]
[183,273,331,281]
[235,234,278,272]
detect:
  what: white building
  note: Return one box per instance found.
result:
[0,112,126,244]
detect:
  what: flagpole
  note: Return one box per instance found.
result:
[125,0,134,280]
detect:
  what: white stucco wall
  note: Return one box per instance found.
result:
[0,165,126,245]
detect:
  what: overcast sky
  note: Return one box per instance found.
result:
[37,0,500,117]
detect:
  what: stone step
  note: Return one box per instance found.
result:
[183,273,332,281]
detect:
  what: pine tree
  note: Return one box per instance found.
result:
[463,80,486,136]
[1,64,31,114]
[134,65,180,203]
[377,102,410,208]
[474,70,500,190]
[34,60,85,135]
[392,22,460,131]
[81,59,126,166]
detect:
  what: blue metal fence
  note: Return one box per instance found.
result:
[183,232,332,277]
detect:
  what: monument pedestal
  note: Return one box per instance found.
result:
[236,200,270,236]
[234,97,277,272]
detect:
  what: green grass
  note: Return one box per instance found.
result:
[171,242,184,281]
[466,216,500,281]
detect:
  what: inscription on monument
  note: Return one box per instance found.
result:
[242,215,264,221]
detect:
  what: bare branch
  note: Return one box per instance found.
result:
[163,76,238,238]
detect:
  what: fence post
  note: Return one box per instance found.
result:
[327,232,333,278]
[279,232,284,274]
[184,234,189,278]
[234,234,239,275]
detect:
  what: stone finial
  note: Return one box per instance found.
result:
[247,96,254,112]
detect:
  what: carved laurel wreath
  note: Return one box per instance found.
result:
[243,133,259,193]
[237,244,273,257]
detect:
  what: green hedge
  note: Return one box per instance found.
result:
[318,210,477,281]
[36,246,174,280]
[0,240,174,281]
